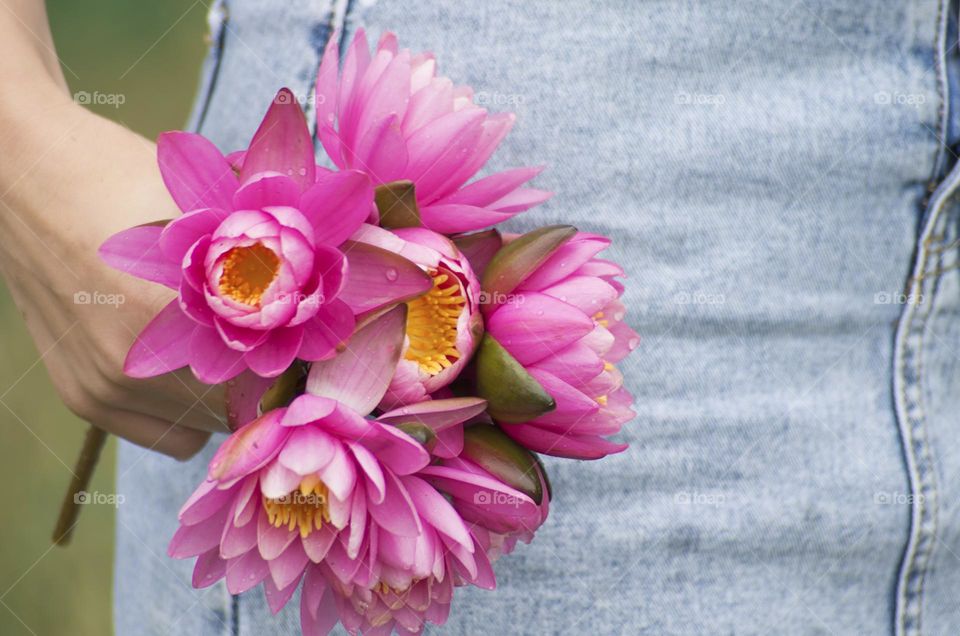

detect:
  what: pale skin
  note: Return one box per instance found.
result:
[0,0,225,459]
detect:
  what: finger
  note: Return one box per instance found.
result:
[121,373,228,435]
[94,408,211,460]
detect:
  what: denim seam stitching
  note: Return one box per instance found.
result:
[894,179,960,636]
[931,0,949,182]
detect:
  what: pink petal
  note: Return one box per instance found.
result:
[404,109,486,187]
[528,368,599,425]
[324,535,364,584]
[418,464,538,523]
[367,469,421,537]
[123,300,196,378]
[225,549,270,595]
[208,409,290,483]
[264,570,302,615]
[178,478,233,526]
[268,535,310,590]
[305,304,406,414]
[353,52,411,154]
[257,505,297,559]
[192,548,227,588]
[179,276,214,326]
[315,34,341,162]
[241,88,315,190]
[159,208,226,262]
[338,241,433,314]
[189,325,247,383]
[244,326,304,377]
[403,76,453,134]
[346,480,368,558]
[298,299,356,361]
[529,340,604,387]
[260,459,302,498]
[607,320,640,364]
[315,245,347,304]
[99,225,179,288]
[377,397,487,433]
[443,166,544,208]
[299,170,373,246]
[220,512,258,559]
[418,203,517,234]
[168,504,229,558]
[352,114,408,183]
[502,422,627,459]
[233,172,301,210]
[518,234,610,291]
[317,441,357,502]
[279,393,338,427]
[425,113,516,204]
[401,475,473,550]
[489,187,553,213]
[541,275,618,315]
[301,567,338,636]
[302,524,338,563]
[224,370,274,431]
[157,131,239,212]
[364,423,430,476]
[277,426,337,474]
[487,292,594,366]
[348,442,386,503]
[433,424,465,459]
[214,318,268,353]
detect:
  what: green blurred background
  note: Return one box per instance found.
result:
[0,2,207,634]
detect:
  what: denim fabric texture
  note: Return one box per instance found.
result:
[114,1,960,634]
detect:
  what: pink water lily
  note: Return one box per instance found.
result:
[350,225,482,409]
[297,443,547,635]
[314,29,551,233]
[170,307,533,635]
[485,232,639,459]
[100,89,431,383]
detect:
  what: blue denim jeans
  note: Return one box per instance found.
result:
[114,0,960,634]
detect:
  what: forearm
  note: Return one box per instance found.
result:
[0,0,67,95]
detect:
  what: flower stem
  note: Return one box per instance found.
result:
[52,425,108,546]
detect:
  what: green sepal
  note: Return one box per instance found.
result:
[475,334,555,422]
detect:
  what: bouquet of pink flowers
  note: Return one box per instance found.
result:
[99,30,638,635]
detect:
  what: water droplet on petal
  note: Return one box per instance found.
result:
[298,167,307,176]
[628,337,640,349]
[385,267,398,281]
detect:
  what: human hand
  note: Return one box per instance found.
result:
[0,82,226,459]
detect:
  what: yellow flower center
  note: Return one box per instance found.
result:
[262,475,330,538]
[404,268,466,375]
[218,243,281,306]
